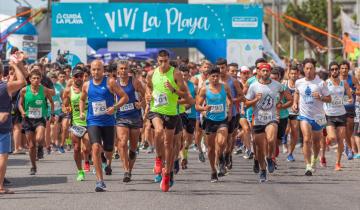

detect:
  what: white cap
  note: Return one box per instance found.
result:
[240,66,250,72]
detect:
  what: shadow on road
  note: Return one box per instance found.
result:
[4,176,68,189]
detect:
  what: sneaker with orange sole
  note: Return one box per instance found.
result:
[335,163,341,171]
[84,162,90,172]
[153,157,162,174]
[160,169,170,192]
[320,157,326,167]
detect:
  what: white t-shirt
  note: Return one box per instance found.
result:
[246,80,283,125]
[295,76,330,120]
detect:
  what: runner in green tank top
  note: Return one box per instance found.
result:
[62,68,91,181]
[18,70,54,175]
[145,50,190,192]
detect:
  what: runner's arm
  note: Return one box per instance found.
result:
[173,70,189,99]
[224,84,233,119]
[195,87,208,112]
[18,88,26,117]
[145,71,154,104]
[108,78,129,109]
[279,89,293,109]
[44,87,55,115]
[62,87,71,113]
[233,79,245,103]
[344,82,353,103]
[7,62,26,96]
[133,78,146,108]
[79,81,89,117]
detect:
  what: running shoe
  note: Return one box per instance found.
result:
[29,167,37,175]
[345,144,353,160]
[84,162,90,172]
[154,174,162,183]
[3,178,11,186]
[95,181,106,192]
[243,150,254,159]
[335,163,341,171]
[181,159,188,170]
[210,172,218,183]
[153,157,162,174]
[227,155,233,170]
[233,147,243,155]
[305,164,312,176]
[123,172,131,183]
[218,162,227,177]
[259,170,267,183]
[320,157,327,167]
[58,146,65,154]
[46,147,51,155]
[160,169,170,192]
[113,152,120,160]
[146,146,154,154]
[353,153,360,159]
[37,146,44,159]
[169,171,174,187]
[253,159,260,174]
[310,156,319,172]
[105,165,112,175]
[198,152,206,163]
[266,158,275,173]
[174,159,180,174]
[282,144,288,154]
[287,153,295,162]
[76,170,85,181]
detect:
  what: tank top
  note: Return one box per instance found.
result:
[0,81,12,133]
[186,80,197,119]
[24,85,47,119]
[205,84,227,121]
[344,75,356,108]
[71,86,87,126]
[324,79,346,116]
[116,77,140,119]
[285,80,298,115]
[87,77,115,126]
[48,83,62,116]
[150,67,179,116]
[227,77,238,116]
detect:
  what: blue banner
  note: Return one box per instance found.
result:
[52,3,262,40]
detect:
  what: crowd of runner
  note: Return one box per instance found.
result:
[0,49,359,193]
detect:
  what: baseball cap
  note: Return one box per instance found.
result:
[240,66,250,72]
[72,68,83,76]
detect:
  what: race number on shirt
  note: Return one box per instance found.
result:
[343,95,351,105]
[28,107,42,119]
[119,103,135,112]
[258,110,273,123]
[70,125,87,138]
[92,100,107,116]
[154,93,168,107]
[331,96,343,106]
[210,104,224,113]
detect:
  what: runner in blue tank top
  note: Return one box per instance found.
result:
[80,60,128,192]
[217,58,245,172]
[339,61,358,160]
[196,66,233,183]
[115,61,145,183]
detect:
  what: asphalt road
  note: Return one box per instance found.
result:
[2,147,360,210]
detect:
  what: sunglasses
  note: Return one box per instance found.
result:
[74,74,83,78]
[330,68,339,71]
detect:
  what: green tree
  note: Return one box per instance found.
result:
[285,0,341,67]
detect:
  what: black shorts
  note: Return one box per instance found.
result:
[11,113,22,124]
[175,115,183,135]
[116,117,143,129]
[22,117,46,133]
[147,111,179,130]
[345,107,355,118]
[277,118,288,139]
[204,119,228,134]
[181,114,196,134]
[228,115,240,134]
[253,121,278,134]
[354,122,360,137]
[326,115,347,127]
[288,114,298,121]
[87,126,115,152]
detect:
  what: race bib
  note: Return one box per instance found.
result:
[185,108,192,114]
[92,100,107,116]
[331,96,343,106]
[54,101,61,111]
[258,110,273,123]
[70,125,87,138]
[343,95,351,105]
[154,93,168,107]
[119,103,135,112]
[315,115,327,126]
[28,107,42,119]
[210,104,224,113]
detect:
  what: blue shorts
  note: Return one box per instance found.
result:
[297,116,323,131]
[0,132,11,154]
[246,107,253,123]
[196,111,201,121]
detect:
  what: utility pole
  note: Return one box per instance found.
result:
[272,0,276,53]
[327,0,333,64]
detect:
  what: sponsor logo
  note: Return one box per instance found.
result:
[56,13,83,25]
[232,17,258,28]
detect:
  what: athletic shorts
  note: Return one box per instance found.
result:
[0,132,11,154]
[11,113,22,124]
[181,114,196,134]
[253,121,278,134]
[204,118,228,134]
[116,117,143,129]
[22,117,46,133]
[297,116,323,131]
[228,115,239,134]
[196,111,201,121]
[288,114,298,121]
[326,114,347,127]
[277,118,288,139]
[59,112,72,120]
[87,126,115,152]
[147,111,179,130]
[354,122,360,137]
[345,107,355,118]
[175,115,183,135]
